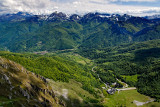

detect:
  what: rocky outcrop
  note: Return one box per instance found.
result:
[0,57,65,107]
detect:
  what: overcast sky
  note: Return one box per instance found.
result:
[0,0,160,16]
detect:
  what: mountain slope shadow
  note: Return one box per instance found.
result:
[134,48,160,62]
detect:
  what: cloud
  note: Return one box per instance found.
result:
[0,0,160,16]
[109,0,157,2]
[0,0,57,14]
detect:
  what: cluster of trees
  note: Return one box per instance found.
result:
[95,67,116,85]
[137,61,160,100]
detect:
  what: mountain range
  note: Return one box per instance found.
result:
[0,12,160,52]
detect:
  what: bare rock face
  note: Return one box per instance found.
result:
[0,57,65,107]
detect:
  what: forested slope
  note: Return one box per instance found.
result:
[78,40,160,100]
[0,12,160,52]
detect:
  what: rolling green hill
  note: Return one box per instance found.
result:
[0,21,83,52]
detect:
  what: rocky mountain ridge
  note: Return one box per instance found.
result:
[0,11,146,22]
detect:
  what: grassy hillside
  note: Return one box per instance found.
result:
[48,79,103,107]
[0,57,65,107]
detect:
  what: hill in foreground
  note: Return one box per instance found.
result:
[0,57,65,107]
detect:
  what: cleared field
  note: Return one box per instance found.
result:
[103,90,159,107]
[122,75,138,83]
[58,52,93,66]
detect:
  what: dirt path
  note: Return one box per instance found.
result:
[62,89,68,100]
[133,99,154,106]
[117,87,136,91]
[91,66,96,73]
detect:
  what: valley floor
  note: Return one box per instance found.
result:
[103,90,159,107]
